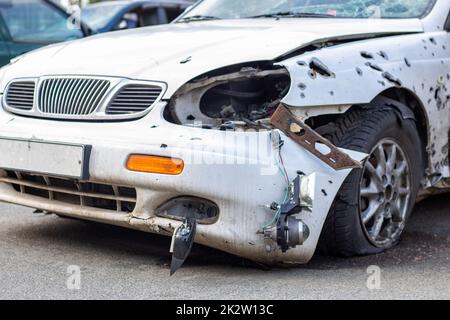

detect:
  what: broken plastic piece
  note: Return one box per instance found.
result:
[170,218,197,275]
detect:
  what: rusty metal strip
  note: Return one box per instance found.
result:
[270,104,362,170]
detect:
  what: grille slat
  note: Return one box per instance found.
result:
[61,79,74,114]
[9,84,35,88]
[84,80,105,115]
[120,93,161,95]
[9,87,35,91]
[54,79,64,114]
[41,79,49,113]
[57,79,70,114]
[77,79,96,115]
[8,89,35,94]
[2,171,137,213]
[46,79,56,113]
[39,79,46,113]
[38,78,110,115]
[119,91,162,94]
[5,92,35,96]
[113,98,160,102]
[1,176,136,203]
[110,102,158,106]
[77,79,94,115]
[5,101,33,106]
[5,97,34,102]
[86,81,109,115]
[69,79,88,115]
[5,81,35,110]
[106,84,162,115]
[46,79,54,114]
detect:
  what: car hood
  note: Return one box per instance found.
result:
[1,18,423,97]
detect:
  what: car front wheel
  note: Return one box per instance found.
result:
[317,105,423,256]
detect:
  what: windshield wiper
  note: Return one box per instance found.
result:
[177,15,221,23]
[247,11,337,19]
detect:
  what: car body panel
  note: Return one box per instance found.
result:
[0,18,424,95]
[280,31,450,185]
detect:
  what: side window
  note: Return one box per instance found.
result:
[0,0,83,43]
[165,7,183,22]
[115,11,139,30]
[141,7,165,26]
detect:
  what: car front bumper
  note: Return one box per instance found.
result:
[0,101,363,264]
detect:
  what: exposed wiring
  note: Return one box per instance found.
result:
[261,138,291,231]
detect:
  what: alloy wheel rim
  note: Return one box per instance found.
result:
[359,139,411,248]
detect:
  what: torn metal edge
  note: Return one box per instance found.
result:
[270,104,362,171]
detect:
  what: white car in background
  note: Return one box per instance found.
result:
[0,0,449,272]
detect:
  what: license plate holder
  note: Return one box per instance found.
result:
[0,137,91,180]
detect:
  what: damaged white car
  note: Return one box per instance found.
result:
[0,0,449,273]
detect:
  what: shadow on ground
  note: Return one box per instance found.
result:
[6,193,450,273]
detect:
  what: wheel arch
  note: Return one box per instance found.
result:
[306,87,430,177]
[371,87,430,176]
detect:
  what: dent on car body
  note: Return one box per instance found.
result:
[280,32,450,190]
[168,29,450,191]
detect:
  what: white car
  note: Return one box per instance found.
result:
[0,0,448,271]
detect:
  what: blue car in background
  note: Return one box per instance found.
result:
[0,0,88,67]
[81,0,193,33]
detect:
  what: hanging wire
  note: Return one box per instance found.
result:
[260,139,291,230]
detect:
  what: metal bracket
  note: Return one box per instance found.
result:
[270,104,362,171]
[264,175,310,253]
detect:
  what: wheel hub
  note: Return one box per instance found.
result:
[359,139,411,248]
[384,184,393,200]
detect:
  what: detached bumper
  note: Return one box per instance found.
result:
[0,102,362,264]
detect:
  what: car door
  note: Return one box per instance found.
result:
[0,0,84,60]
[0,13,10,67]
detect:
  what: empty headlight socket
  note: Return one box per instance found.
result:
[155,196,220,225]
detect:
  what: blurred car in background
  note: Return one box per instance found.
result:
[81,0,193,33]
[0,0,87,67]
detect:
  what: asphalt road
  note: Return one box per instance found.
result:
[0,194,449,300]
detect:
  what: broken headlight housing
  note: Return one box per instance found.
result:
[165,65,291,130]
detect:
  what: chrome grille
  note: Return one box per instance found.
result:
[106,84,163,115]
[5,81,35,110]
[3,77,165,120]
[38,78,110,115]
[2,170,137,213]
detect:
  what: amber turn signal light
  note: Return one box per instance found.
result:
[126,155,184,175]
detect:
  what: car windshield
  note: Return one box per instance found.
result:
[81,3,124,30]
[179,0,436,20]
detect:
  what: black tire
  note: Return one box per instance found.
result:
[317,105,423,256]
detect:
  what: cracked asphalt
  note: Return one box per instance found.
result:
[0,194,449,300]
